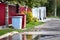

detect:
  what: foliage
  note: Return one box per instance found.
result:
[45,0,60,16]
[23,0,48,8]
[32,0,47,7]
[26,11,33,23]
[57,6,60,16]
[33,17,39,22]
[1,0,48,8]
[57,0,60,16]
[45,0,55,16]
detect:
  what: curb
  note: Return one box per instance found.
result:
[0,31,19,39]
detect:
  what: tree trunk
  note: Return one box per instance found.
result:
[55,0,57,16]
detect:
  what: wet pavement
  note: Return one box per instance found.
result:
[1,34,60,40]
[1,18,60,40]
[35,35,60,40]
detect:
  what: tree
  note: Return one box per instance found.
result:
[45,0,55,16]
[56,0,60,16]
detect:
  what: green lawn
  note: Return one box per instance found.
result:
[0,22,44,36]
[47,16,60,18]
[0,29,25,36]
[26,22,44,30]
[0,29,14,36]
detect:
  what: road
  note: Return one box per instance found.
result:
[33,18,60,40]
[35,18,60,31]
[24,18,60,32]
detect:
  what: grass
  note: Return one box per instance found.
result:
[26,22,44,30]
[0,29,14,36]
[0,29,25,36]
[47,16,60,18]
[0,22,44,36]
[57,16,60,18]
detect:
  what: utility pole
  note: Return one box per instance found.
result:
[55,0,57,16]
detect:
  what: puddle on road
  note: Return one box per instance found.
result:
[1,34,60,40]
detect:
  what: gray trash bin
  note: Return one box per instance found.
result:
[12,16,22,29]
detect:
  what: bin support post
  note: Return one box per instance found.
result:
[5,1,9,28]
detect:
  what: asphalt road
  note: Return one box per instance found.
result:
[41,20,60,31]
[35,18,60,40]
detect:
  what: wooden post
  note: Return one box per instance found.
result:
[5,1,9,28]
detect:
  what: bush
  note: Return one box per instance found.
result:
[24,11,39,23]
[26,11,33,23]
[33,17,39,22]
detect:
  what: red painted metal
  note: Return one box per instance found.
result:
[8,5,16,24]
[19,6,26,14]
[14,14,26,29]
[0,3,31,29]
[19,6,31,14]
[0,3,6,26]
[8,5,27,29]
